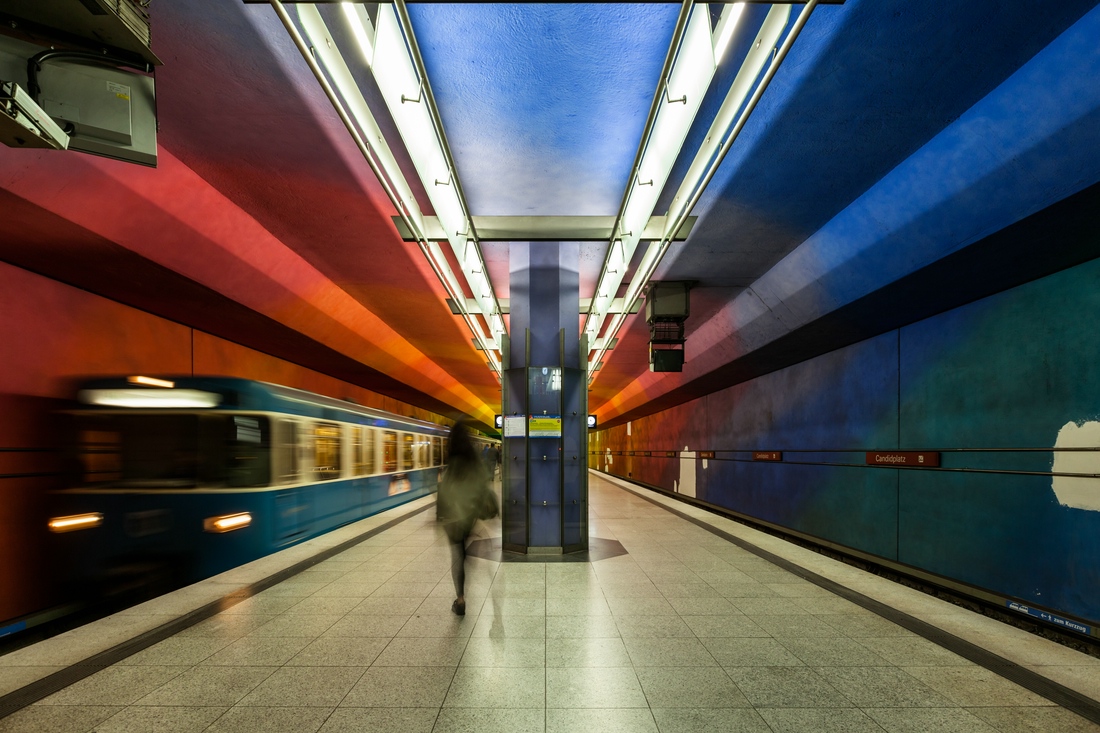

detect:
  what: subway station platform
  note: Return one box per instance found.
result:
[2,472,1099,733]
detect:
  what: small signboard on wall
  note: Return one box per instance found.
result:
[503,416,526,438]
[753,451,782,461]
[529,415,562,438]
[865,451,940,467]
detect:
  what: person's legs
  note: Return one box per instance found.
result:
[450,537,466,614]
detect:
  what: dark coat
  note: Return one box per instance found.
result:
[439,455,489,542]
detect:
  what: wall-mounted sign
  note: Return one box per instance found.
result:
[643,451,651,457]
[666,451,677,458]
[529,415,562,438]
[1006,601,1091,635]
[865,451,940,467]
[699,451,715,459]
[753,451,782,461]
[503,416,526,438]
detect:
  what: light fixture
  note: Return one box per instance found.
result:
[713,3,747,64]
[79,388,222,408]
[48,513,103,533]
[340,2,374,66]
[585,3,722,371]
[127,376,174,388]
[586,2,818,381]
[203,512,252,533]
[277,1,505,378]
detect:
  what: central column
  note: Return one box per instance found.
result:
[501,242,588,554]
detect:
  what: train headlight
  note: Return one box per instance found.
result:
[48,513,104,533]
[203,512,252,533]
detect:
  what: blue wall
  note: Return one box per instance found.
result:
[593,255,1100,628]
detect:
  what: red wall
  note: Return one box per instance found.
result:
[0,261,445,624]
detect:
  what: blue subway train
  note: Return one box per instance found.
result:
[48,376,454,593]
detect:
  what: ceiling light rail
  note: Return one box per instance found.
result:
[587,0,819,382]
[271,0,506,377]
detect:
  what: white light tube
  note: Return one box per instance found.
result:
[584,6,715,349]
[664,5,790,241]
[297,6,425,237]
[373,6,468,248]
[712,3,746,64]
[341,2,375,66]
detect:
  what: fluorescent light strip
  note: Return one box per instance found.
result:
[79,389,222,408]
[589,2,815,382]
[340,2,374,65]
[713,3,747,64]
[128,376,174,388]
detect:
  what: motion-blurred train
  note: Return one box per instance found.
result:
[47,376,475,595]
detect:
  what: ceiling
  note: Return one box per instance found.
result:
[2,0,1099,433]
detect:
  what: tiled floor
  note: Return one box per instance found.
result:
[2,473,1099,732]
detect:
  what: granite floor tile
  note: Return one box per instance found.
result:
[546,597,611,616]
[321,613,410,638]
[282,595,364,616]
[635,666,749,708]
[247,614,343,638]
[546,615,620,639]
[135,666,275,706]
[373,636,469,666]
[666,597,738,615]
[856,636,968,667]
[724,666,851,708]
[38,665,187,706]
[236,666,363,707]
[287,636,389,666]
[903,665,1052,707]
[546,667,647,708]
[202,635,312,666]
[613,615,695,638]
[623,637,718,667]
[204,705,332,733]
[93,705,228,733]
[0,704,122,733]
[702,637,805,667]
[682,614,770,638]
[547,708,657,733]
[864,707,1000,733]
[778,637,892,667]
[341,666,455,707]
[443,666,545,708]
[116,636,232,666]
[460,637,545,667]
[317,707,438,733]
[434,707,545,733]
[757,707,888,733]
[649,707,773,733]
[545,637,632,669]
[817,665,956,707]
[397,613,475,638]
[967,705,1100,733]
[751,613,845,638]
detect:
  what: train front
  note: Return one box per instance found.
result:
[48,377,269,602]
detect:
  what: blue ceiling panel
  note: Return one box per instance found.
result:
[408,3,679,216]
[657,0,1100,286]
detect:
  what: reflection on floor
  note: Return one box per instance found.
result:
[2,473,1098,732]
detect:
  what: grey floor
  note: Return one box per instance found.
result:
[3,474,1098,733]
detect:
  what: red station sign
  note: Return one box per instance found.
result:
[753,451,783,461]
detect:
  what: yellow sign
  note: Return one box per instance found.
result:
[528,416,562,438]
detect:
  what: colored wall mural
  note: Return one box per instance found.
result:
[0,262,449,627]
[591,256,1100,629]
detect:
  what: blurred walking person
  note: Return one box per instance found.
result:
[438,421,497,615]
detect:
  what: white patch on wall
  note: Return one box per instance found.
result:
[677,446,697,497]
[627,422,632,436]
[1052,421,1100,511]
[605,448,613,471]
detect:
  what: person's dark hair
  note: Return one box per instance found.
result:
[447,420,478,462]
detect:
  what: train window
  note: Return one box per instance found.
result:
[274,420,300,485]
[73,414,270,488]
[401,433,414,470]
[442,438,449,464]
[414,435,429,469]
[382,431,397,472]
[314,422,342,480]
[353,426,375,476]
[432,437,441,467]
